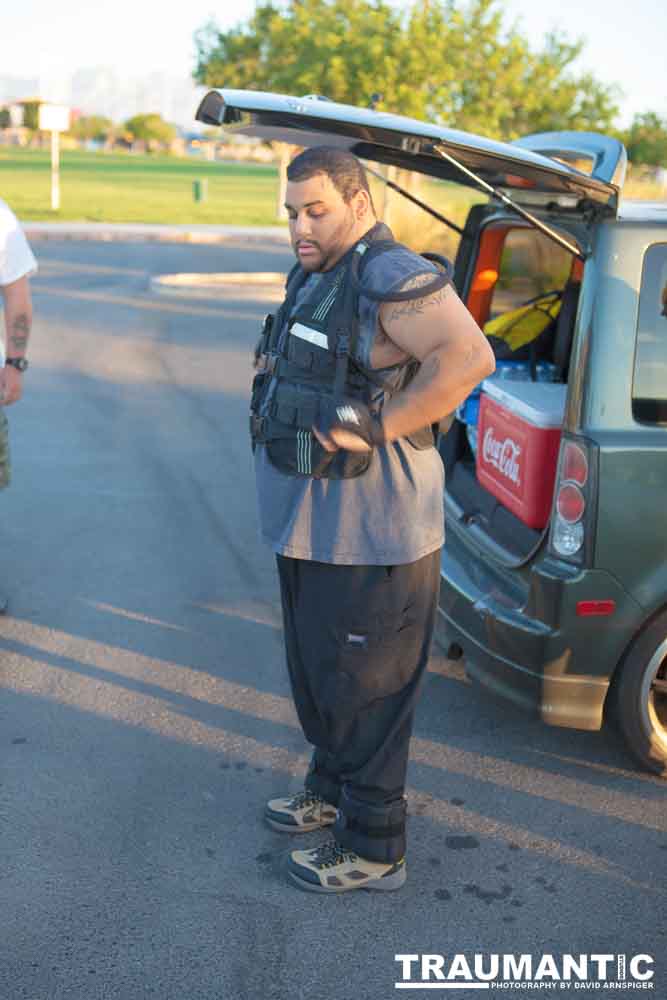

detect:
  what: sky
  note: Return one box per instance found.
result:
[1,0,665,127]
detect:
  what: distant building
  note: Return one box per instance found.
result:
[0,68,207,131]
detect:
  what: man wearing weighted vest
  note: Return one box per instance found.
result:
[254,147,495,893]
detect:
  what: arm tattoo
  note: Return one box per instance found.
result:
[10,313,30,353]
[460,343,476,371]
[386,273,451,325]
[420,353,442,383]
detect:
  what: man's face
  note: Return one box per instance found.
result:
[285,172,369,272]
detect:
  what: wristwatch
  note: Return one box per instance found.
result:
[5,358,28,372]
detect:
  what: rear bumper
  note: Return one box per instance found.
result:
[438,525,643,731]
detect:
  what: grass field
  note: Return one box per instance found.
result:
[0,146,481,253]
[1,146,663,254]
[0,148,282,226]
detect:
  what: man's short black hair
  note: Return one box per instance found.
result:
[287,146,375,212]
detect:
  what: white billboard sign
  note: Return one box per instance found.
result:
[38,104,71,132]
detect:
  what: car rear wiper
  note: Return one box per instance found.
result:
[363,163,465,236]
[431,142,587,261]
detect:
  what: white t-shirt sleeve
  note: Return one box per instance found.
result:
[0,199,38,286]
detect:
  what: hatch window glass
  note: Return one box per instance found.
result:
[490,229,573,318]
[633,243,667,425]
[546,151,596,175]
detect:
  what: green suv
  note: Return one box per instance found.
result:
[197,89,667,776]
[441,195,667,777]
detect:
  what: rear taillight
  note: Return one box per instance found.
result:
[561,442,588,485]
[549,437,597,564]
[556,482,585,523]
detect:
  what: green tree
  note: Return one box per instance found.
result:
[623,112,667,167]
[123,113,176,145]
[0,108,10,129]
[194,0,620,139]
[21,100,41,131]
[70,115,114,142]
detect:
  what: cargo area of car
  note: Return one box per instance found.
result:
[439,213,585,564]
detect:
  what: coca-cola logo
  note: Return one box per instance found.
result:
[482,428,522,486]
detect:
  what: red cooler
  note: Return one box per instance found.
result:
[476,380,567,530]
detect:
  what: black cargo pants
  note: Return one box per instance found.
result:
[276,548,441,864]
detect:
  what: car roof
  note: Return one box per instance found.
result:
[617,200,667,223]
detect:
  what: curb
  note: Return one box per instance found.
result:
[150,272,286,301]
[24,222,291,247]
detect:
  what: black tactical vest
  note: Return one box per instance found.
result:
[250,226,451,480]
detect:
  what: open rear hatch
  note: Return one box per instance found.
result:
[196,89,624,214]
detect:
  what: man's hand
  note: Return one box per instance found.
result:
[313,399,385,453]
[0,366,22,406]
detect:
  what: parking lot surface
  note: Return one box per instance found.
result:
[1,239,665,1000]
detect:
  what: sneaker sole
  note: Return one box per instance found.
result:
[287,866,407,893]
[264,813,336,834]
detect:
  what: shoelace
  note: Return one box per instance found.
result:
[288,790,325,810]
[311,841,357,869]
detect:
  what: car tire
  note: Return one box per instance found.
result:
[613,610,667,777]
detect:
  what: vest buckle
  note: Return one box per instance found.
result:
[250,414,267,441]
[335,332,350,358]
[256,353,279,375]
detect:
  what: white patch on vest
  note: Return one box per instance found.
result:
[336,405,360,425]
[297,429,312,474]
[291,323,328,350]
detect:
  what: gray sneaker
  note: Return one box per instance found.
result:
[287,840,407,893]
[265,789,338,833]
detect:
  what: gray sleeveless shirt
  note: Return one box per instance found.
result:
[254,236,445,566]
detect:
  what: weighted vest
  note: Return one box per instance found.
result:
[250,225,452,479]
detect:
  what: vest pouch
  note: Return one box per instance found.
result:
[405,425,436,450]
[271,382,319,429]
[266,431,333,478]
[286,330,337,377]
[266,431,373,479]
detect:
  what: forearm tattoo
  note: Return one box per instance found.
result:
[9,313,30,353]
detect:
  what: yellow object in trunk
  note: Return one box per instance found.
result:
[483,292,562,352]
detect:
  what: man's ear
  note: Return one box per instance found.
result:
[352,188,372,221]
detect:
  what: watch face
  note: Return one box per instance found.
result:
[7,358,28,371]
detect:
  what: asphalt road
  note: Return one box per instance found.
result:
[1,239,665,1000]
